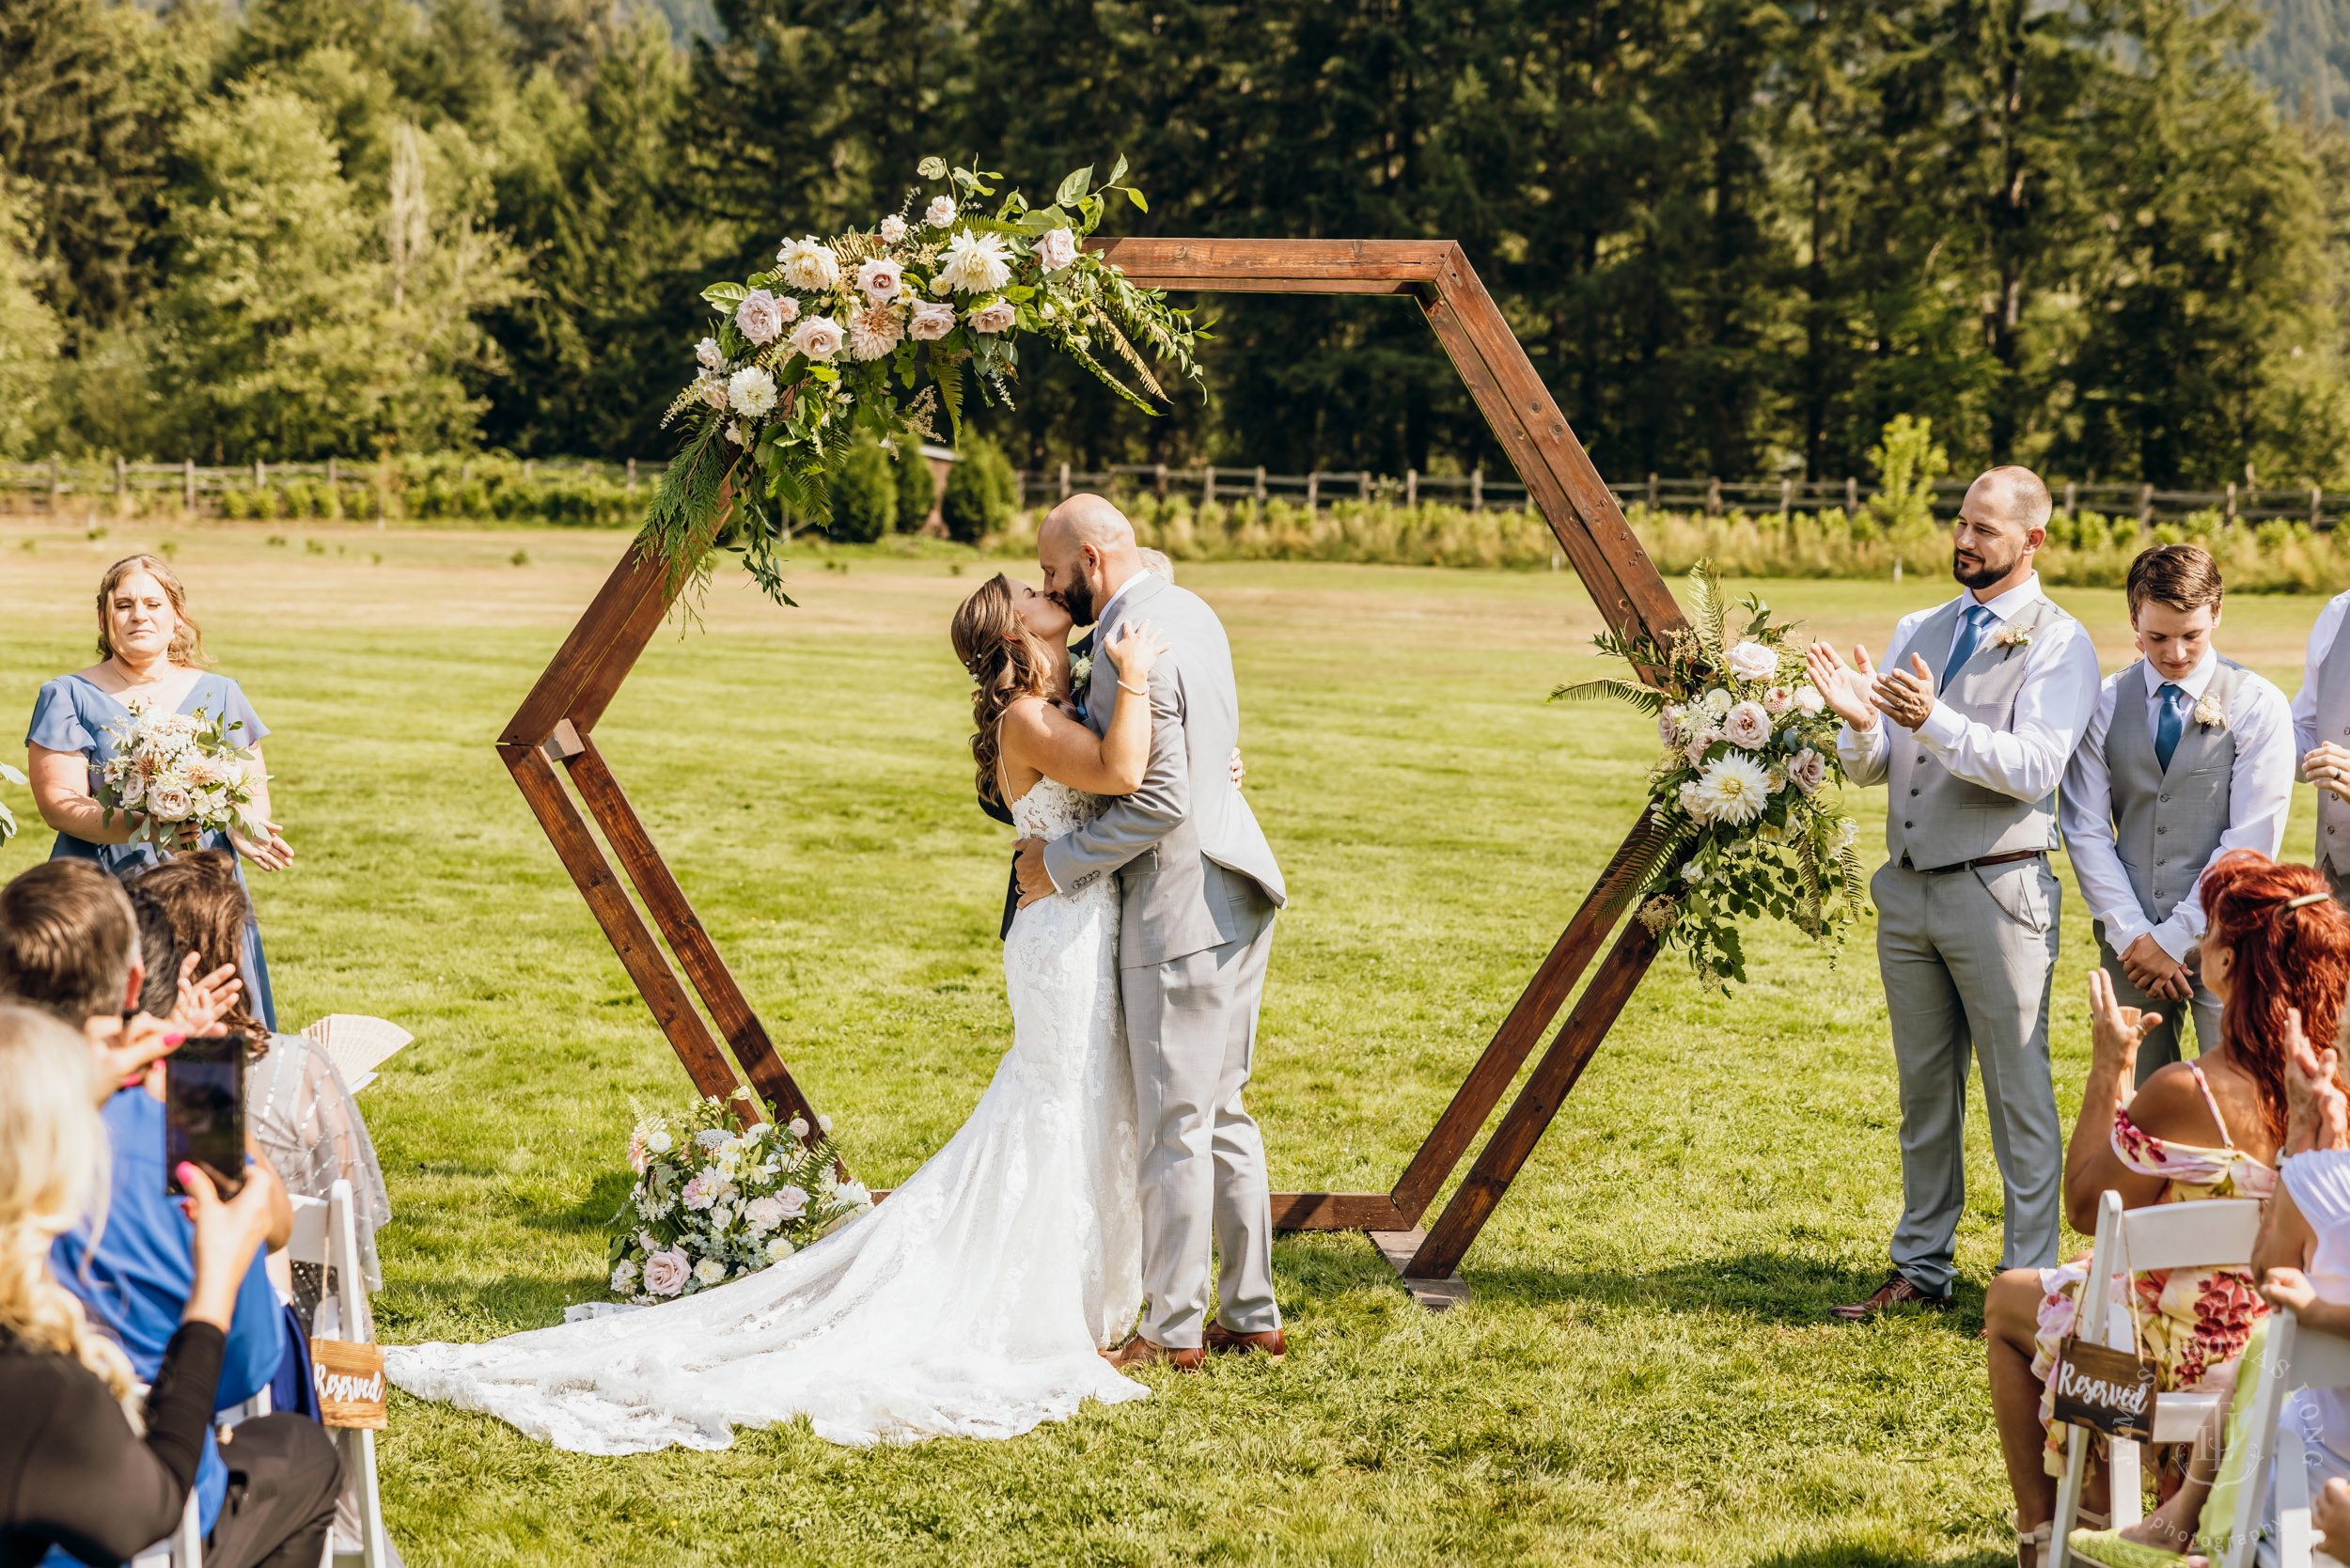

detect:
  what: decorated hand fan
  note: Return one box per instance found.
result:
[301,1014,413,1094]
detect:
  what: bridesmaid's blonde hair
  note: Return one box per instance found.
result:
[96,554,212,666]
[0,1005,137,1406]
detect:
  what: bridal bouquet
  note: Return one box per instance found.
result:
[639,154,1206,605]
[93,699,269,853]
[1553,563,1867,987]
[0,761,24,843]
[605,1088,873,1303]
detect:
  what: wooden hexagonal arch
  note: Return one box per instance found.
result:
[499,239,1687,1294]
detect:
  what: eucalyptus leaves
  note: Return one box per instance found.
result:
[638,156,1206,606]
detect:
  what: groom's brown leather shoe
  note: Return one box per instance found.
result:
[1106,1336,1204,1372]
[1828,1271,1953,1321]
[1203,1323,1286,1361]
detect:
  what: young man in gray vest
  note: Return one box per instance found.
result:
[2060,544,2293,1086]
[2293,586,2350,899]
[1804,466,2102,1320]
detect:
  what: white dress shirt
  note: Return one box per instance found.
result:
[1838,573,2103,801]
[2291,588,2350,759]
[2058,649,2295,960]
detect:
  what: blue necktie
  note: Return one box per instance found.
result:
[2155,682,2188,773]
[1942,604,1996,690]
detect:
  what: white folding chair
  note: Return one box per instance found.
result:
[2216,1304,2350,1568]
[125,1390,209,1567]
[283,1182,390,1568]
[2050,1191,2267,1567]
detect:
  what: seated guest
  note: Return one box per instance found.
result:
[0,1003,335,1568]
[1982,852,2350,1567]
[129,851,391,1314]
[0,859,320,1565]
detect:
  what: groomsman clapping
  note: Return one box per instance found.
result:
[2059,543,2294,1085]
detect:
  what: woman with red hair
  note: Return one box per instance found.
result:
[1985,850,2350,1567]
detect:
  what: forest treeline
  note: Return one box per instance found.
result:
[6,0,2350,488]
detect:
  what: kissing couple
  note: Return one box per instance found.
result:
[389,494,1288,1450]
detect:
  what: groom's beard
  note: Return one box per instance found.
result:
[1058,576,1097,628]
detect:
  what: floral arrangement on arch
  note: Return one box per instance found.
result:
[638,154,1204,604]
[605,1087,873,1303]
[1553,563,1867,987]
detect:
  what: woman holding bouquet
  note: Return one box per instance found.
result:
[21,555,292,1029]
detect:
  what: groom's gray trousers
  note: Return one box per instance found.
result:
[1122,880,1282,1349]
[1872,857,2065,1299]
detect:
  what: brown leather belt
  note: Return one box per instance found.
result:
[1900,849,2046,876]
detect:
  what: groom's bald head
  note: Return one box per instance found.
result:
[1039,494,1142,627]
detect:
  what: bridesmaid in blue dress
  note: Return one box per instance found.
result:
[22,555,293,1029]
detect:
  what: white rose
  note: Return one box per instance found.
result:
[908,300,955,340]
[1794,686,1825,716]
[1683,729,1717,767]
[696,377,728,411]
[968,300,1017,335]
[743,1196,785,1234]
[855,258,903,302]
[764,1236,796,1263]
[938,228,1013,293]
[924,195,956,227]
[1721,700,1772,750]
[728,366,777,416]
[878,214,907,243]
[609,1260,638,1294]
[1037,227,1078,271]
[1726,640,1778,682]
[708,1203,733,1231]
[641,1248,690,1296]
[1789,747,1828,794]
[696,336,721,368]
[147,784,194,821]
[775,1184,808,1219]
[790,315,843,362]
[1702,687,1734,718]
[735,289,788,344]
[693,1258,727,1287]
[776,236,841,292]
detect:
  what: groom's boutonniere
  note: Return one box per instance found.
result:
[1990,620,2031,650]
[1069,651,1094,689]
[2192,689,2229,730]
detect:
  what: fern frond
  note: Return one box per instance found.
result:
[1059,339,1162,416]
[1592,816,1692,920]
[1083,308,1167,403]
[930,355,965,447]
[634,419,740,602]
[1548,678,1667,713]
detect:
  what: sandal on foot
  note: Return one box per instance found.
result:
[2065,1528,2202,1568]
[2017,1519,2051,1568]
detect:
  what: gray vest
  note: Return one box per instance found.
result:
[2320,616,2350,871]
[2104,660,2248,922]
[1890,594,2068,870]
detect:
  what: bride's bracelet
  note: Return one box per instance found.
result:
[1117,680,1149,697]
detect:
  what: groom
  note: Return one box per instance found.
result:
[1014,494,1289,1371]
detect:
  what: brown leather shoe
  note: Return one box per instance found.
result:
[1829,1271,1954,1321]
[1106,1336,1205,1372]
[1203,1323,1287,1361]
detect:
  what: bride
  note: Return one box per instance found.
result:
[386,575,1167,1450]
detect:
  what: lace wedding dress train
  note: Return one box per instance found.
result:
[385,779,1148,1450]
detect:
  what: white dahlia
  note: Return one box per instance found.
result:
[727,366,777,416]
[939,228,1013,293]
[776,236,841,292]
[1692,754,1770,825]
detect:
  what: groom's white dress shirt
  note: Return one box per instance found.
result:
[1093,569,1157,635]
[2059,648,2293,961]
[1836,573,2101,804]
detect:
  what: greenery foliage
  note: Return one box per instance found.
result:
[890,442,935,530]
[7,0,2350,496]
[823,437,897,543]
[941,435,1016,544]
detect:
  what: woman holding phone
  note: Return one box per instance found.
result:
[24,556,292,1030]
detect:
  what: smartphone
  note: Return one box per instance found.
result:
[164,1032,246,1200]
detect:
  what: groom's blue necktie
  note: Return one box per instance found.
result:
[2155,682,2189,773]
[1942,603,1997,690]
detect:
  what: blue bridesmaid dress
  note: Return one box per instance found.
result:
[24,671,278,1030]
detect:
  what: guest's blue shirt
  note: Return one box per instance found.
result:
[50,1089,285,1541]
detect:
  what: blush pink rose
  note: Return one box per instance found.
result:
[641,1248,690,1297]
[968,301,1016,334]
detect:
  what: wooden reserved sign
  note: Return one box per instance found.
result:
[310,1339,387,1431]
[2050,1338,2157,1441]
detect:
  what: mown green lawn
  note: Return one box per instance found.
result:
[1,518,2334,1565]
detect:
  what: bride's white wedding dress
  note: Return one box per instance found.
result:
[385,778,1148,1450]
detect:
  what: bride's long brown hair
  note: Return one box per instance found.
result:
[951,574,1057,805]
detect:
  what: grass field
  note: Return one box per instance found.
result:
[0,519,2334,1566]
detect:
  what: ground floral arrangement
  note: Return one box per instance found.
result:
[606,1088,874,1303]
[1555,564,1866,986]
[639,154,1204,604]
[93,700,268,852]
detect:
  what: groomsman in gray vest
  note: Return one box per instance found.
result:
[1804,466,2101,1320]
[2291,584,2350,900]
[2060,544,2293,1084]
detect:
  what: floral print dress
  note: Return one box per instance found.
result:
[2031,1063,2274,1476]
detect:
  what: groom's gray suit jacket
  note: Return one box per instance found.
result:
[1042,573,1285,963]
